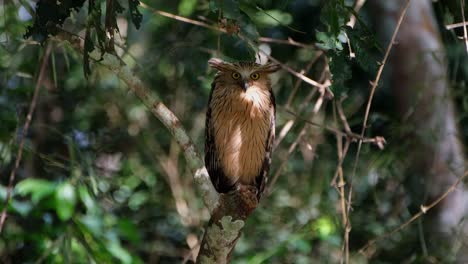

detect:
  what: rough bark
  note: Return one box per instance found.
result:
[197,187,258,264]
[53,30,258,263]
[53,30,220,214]
[371,0,467,261]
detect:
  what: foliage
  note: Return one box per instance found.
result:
[0,0,467,263]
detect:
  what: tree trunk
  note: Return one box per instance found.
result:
[371,0,467,261]
[196,187,258,263]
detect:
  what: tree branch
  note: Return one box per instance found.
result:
[0,43,52,234]
[53,28,258,263]
[359,170,468,256]
[52,30,220,213]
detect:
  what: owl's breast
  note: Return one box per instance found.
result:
[211,86,273,185]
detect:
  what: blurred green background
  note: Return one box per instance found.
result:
[0,0,467,263]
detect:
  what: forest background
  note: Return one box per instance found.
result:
[0,0,468,263]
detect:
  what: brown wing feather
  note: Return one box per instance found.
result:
[205,82,236,193]
[255,91,275,199]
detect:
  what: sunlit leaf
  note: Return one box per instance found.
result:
[316,31,343,51]
[55,182,76,221]
[252,9,293,26]
[117,219,141,243]
[313,216,336,239]
[78,185,98,213]
[11,200,33,216]
[178,0,198,17]
[128,190,148,210]
[16,178,56,203]
[108,242,132,264]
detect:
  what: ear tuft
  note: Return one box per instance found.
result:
[262,62,281,73]
[208,58,228,71]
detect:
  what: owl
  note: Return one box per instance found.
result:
[205,58,280,200]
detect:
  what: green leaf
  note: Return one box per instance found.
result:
[108,242,132,264]
[178,0,198,16]
[16,178,56,203]
[0,185,7,201]
[78,186,98,213]
[88,0,106,50]
[24,0,87,42]
[320,0,348,37]
[443,8,454,25]
[128,0,143,29]
[346,25,380,73]
[0,109,17,141]
[291,238,312,253]
[252,9,292,27]
[117,219,141,243]
[209,0,220,12]
[329,52,351,95]
[11,200,33,216]
[79,214,103,235]
[225,0,242,19]
[313,216,336,239]
[315,31,343,51]
[55,182,76,221]
[128,190,148,210]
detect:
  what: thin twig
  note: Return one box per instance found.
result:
[347,3,410,259]
[267,110,321,193]
[258,37,316,49]
[275,57,326,149]
[141,2,317,52]
[269,106,386,194]
[349,0,411,220]
[285,52,323,108]
[0,43,52,233]
[284,109,385,146]
[145,138,196,226]
[260,49,332,91]
[359,170,468,256]
[345,0,367,59]
[336,97,353,134]
[344,33,356,59]
[461,0,468,53]
[445,21,468,30]
[332,101,352,264]
[54,29,220,213]
[274,89,318,150]
[347,0,367,28]
[140,2,227,33]
[140,2,332,97]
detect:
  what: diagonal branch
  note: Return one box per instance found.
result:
[0,43,52,233]
[53,28,254,264]
[359,170,468,256]
[52,30,220,214]
[349,0,411,225]
[352,0,410,177]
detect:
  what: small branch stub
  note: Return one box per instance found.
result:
[197,186,258,263]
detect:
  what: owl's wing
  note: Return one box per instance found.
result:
[255,92,276,199]
[205,84,235,193]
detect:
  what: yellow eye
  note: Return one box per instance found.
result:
[250,73,260,80]
[232,72,241,79]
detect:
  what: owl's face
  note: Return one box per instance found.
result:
[209,58,280,91]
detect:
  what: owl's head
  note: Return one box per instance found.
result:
[208,58,280,91]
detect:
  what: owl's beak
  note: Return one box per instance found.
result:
[239,80,249,91]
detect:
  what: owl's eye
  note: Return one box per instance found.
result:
[232,72,241,79]
[250,73,260,80]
